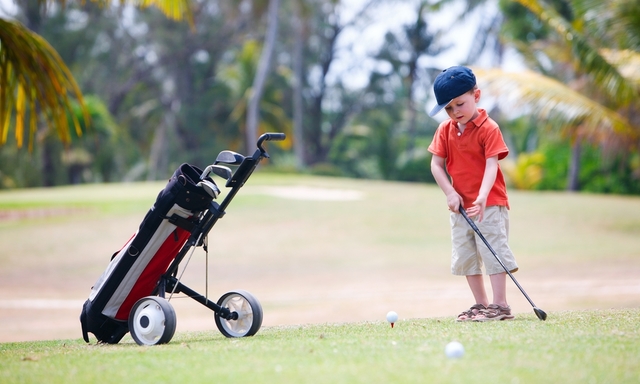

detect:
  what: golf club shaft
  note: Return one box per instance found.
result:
[459,206,539,309]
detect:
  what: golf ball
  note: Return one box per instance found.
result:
[445,341,465,358]
[386,311,398,323]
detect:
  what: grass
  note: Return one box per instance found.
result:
[0,172,639,382]
[1,309,638,383]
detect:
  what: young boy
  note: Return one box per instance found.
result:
[427,66,518,321]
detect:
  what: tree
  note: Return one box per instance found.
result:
[246,0,280,154]
[331,0,448,181]
[478,0,640,191]
[0,0,193,150]
[295,0,383,167]
[217,39,292,155]
[0,7,86,151]
[372,1,448,152]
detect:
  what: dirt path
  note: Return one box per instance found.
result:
[2,268,639,343]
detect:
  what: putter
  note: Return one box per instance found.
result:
[459,206,547,321]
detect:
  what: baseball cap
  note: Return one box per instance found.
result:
[429,66,477,117]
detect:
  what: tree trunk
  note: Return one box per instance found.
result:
[246,0,280,154]
[406,76,417,153]
[147,118,167,181]
[292,3,306,169]
[147,100,178,181]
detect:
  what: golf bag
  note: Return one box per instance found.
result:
[80,163,218,344]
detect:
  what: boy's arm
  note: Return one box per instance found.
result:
[430,155,462,213]
[468,155,499,221]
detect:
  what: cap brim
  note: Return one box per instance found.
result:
[429,100,452,117]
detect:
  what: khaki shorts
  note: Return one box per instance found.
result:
[450,206,518,276]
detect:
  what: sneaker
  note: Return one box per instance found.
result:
[473,304,514,321]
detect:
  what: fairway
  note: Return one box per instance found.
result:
[0,173,639,344]
[1,310,638,383]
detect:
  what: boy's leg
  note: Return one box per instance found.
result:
[489,272,508,307]
[473,272,514,321]
[456,275,489,321]
[451,211,488,320]
[466,274,489,306]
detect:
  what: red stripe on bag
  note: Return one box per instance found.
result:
[114,228,191,320]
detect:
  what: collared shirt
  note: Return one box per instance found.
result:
[428,108,510,209]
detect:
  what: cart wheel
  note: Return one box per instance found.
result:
[215,290,263,338]
[128,296,176,345]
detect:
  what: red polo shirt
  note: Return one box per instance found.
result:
[428,109,510,209]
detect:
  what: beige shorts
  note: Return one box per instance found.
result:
[450,206,518,276]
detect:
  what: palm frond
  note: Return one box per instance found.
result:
[136,0,194,26]
[599,49,640,85]
[0,18,89,149]
[515,0,638,106]
[81,0,194,26]
[473,68,637,141]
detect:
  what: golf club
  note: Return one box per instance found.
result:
[459,206,547,321]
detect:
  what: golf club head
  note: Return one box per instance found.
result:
[533,307,547,321]
[215,150,245,166]
[209,164,232,181]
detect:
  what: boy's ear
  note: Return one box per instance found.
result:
[474,88,481,102]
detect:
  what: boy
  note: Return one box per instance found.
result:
[427,66,518,321]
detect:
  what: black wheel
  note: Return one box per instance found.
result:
[128,296,177,345]
[215,290,263,337]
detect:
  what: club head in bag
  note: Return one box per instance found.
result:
[209,165,233,181]
[215,150,245,166]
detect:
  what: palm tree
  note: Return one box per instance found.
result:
[218,40,292,152]
[477,0,639,191]
[245,0,280,155]
[0,0,193,150]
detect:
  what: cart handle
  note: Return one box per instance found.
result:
[257,133,286,155]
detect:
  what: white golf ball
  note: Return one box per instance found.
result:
[386,311,398,323]
[445,341,465,358]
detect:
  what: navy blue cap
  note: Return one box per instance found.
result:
[429,66,477,117]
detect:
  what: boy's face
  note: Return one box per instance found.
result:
[444,88,481,125]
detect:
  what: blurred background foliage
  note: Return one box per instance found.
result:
[0,0,638,194]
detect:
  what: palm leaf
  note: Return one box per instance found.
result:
[0,18,89,149]
[473,68,637,141]
[65,0,195,26]
[515,0,638,106]
[138,0,193,25]
[1,0,195,150]
[599,49,640,85]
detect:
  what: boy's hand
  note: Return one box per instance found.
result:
[446,192,463,213]
[468,197,487,221]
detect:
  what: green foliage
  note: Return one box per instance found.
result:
[329,124,383,179]
[0,139,42,189]
[502,151,545,190]
[536,139,640,194]
[0,18,88,150]
[2,0,639,196]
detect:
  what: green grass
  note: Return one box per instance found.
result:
[0,181,166,215]
[1,309,638,383]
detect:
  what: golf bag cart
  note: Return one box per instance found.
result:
[80,133,285,345]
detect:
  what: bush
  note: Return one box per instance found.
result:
[536,140,640,195]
